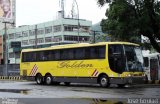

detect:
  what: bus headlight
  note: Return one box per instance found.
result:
[125,74,132,77]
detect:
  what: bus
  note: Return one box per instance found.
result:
[143,53,160,82]
[20,42,146,87]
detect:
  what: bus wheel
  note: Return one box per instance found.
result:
[99,75,110,88]
[36,74,43,85]
[45,75,53,85]
[64,82,70,86]
[117,84,125,88]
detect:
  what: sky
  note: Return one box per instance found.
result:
[16,0,108,27]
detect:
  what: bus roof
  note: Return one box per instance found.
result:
[21,42,139,52]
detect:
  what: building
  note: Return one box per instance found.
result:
[0,36,2,63]
[0,18,92,64]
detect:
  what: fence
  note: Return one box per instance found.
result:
[0,64,20,76]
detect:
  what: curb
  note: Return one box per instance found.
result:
[0,76,22,81]
[147,80,160,84]
[155,80,160,84]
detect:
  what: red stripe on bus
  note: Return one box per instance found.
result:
[32,65,38,76]
[94,71,99,77]
[92,69,97,76]
[29,64,36,76]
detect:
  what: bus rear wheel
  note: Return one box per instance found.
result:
[45,75,53,85]
[36,74,43,85]
[99,75,110,88]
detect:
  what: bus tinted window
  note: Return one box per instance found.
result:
[55,50,60,60]
[75,48,85,59]
[22,45,106,62]
[90,47,98,59]
[99,46,105,58]
[60,49,74,60]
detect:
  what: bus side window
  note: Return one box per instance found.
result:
[75,48,85,60]
[90,47,98,59]
[55,50,60,60]
[48,51,54,61]
[99,46,105,59]
[32,52,37,62]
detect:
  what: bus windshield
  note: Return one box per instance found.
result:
[125,46,144,72]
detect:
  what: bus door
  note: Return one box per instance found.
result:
[108,44,126,74]
[150,58,159,81]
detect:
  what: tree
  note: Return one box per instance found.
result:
[97,0,160,53]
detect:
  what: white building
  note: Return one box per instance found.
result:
[1,18,92,64]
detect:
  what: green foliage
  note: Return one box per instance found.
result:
[97,0,160,52]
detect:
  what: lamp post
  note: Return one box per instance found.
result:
[74,0,80,43]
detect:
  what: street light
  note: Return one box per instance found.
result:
[73,0,80,43]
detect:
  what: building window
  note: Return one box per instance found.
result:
[45,37,52,43]
[22,40,28,45]
[15,52,20,58]
[45,26,52,34]
[22,31,28,37]
[29,39,35,45]
[37,38,44,43]
[15,32,22,38]
[53,36,62,42]
[64,35,90,42]
[37,29,44,35]
[53,25,61,32]
[80,26,89,32]
[64,25,78,32]
[29,30,35,36]
[9,33,14,39]
[9,53,14,58]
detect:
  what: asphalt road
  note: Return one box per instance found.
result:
[0,81,159,104]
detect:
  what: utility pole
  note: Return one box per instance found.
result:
[35,25,38,49]
[2,21,14,76]
[90,30,102,43]
[73,0,80,43]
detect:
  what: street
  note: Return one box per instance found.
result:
[0,81,159,104]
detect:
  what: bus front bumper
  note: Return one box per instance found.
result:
[110,76,146,84]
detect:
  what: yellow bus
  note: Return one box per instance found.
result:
[20,42,146,87]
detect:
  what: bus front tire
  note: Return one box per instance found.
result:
[99,75,110,88]
[45,74,53,85]
[36,74,43,85]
